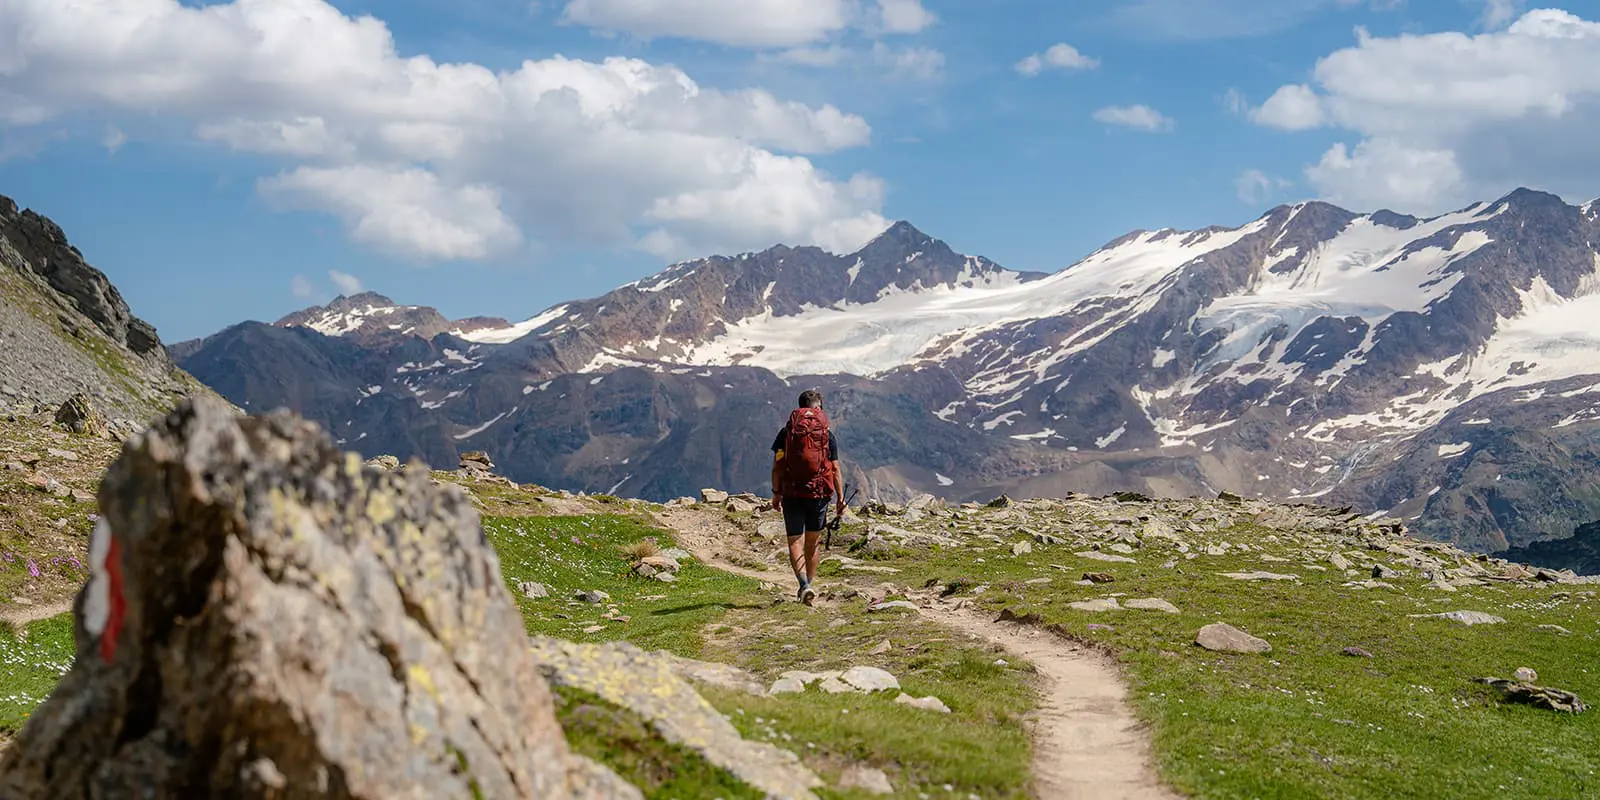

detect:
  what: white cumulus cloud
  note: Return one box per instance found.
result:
[1250,8,1600,212]
[327,270,365,296]
[560,0,854,47]
[0,0,887,261]
[877,0,937,34]
[1092,104,1175,132]
[1015,43,1099,76]
[1235,168,1293,204]
[290,274,315,299]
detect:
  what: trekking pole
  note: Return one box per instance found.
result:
[826,484,859,550]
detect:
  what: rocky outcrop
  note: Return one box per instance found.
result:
[0,398,630,799]
[0,194,158,356]
[0,191,212,422]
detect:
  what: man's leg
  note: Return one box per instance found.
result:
[787,534,807,584]
[782,498,809,599]
[803,531,822,584]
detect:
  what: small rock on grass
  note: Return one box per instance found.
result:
[517,581,549,599]
[768,677,807,695]
[1537,624,1572,635]
[894,693,951,713]
[868,640,892,655]
[1515,667,1538,683]
[1342,646,1374,658]
[1124,598,1179,614]
[840,666,900,692]
[1083,572,1115,584]
[1196,623,1271,654]
[1407,610,1505,626]
[1069,598,1121,612]
[838,765,894,795]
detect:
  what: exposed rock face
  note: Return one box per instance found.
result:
[0,195,155,356]
[0,191,212,422]
[0,398,620,799]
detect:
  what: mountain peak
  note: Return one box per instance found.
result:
[857,220,933,252]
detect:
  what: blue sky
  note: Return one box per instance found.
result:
[3,0,1599,342]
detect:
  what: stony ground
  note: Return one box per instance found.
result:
[1,418,1597,798]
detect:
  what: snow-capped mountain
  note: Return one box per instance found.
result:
[176,188,1600,555]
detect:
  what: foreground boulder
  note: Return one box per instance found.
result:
[0,397,633,799]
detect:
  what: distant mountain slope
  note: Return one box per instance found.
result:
[0,193,215,425]
[177,189,1600,554]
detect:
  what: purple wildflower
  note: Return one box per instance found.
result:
[27,559,40,578]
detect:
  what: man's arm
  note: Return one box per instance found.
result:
[831,458,844,511]
[771,451,784,510]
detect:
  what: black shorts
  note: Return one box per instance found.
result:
[782,496,833,536]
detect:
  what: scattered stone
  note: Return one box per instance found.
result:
[582,624,607,634]
[640,555,681,572]
[699,488,730,504]
[1220,571,1300,582]
[1372,564,1401,580]
[868,639,892,655]
[1217,491,1244,503]
[1515,667,1539,683]
[519,580,551,599]
[1076,550,1137,564]
[818,677,855,694]
[53,393,105,436]
[1474,677,1587,714]
[577,589,612,604]
[1107,543,1136,554]
[1069,598,1122,612]
[1083,572,1116,584]
[1205,545,1227,556]
[654,572,678,584]
[1124,598,1180,614]
[660,548,693,563]
[1011,541,1033,556]
[1537,624,1572,635]
[986,494,1011,508]
[838,766,894,795]
[1407,610,1506,626]
[68,488,95,504]
[1032,530,1065,545]
[841,666,901,693]
[45,447,77,461]
[1196,623,1272,654]
[1342,646,1374,658]
[365,454,401,470]
[867,600,918,612]
[1329,552,1352,570]
[895,693,952,713]
[768,677,807,695]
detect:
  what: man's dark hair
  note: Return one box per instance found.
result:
[798,390,823,408]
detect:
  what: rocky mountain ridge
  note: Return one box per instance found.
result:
[173,188,1600,558]
[0,192,214,428]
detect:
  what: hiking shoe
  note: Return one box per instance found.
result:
[801,586,818,606]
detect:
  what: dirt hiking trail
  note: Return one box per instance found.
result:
[653,508,1181,800]
[0,599,73,635]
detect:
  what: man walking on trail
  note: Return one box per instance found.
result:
[771,390,843,606]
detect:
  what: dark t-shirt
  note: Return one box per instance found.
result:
[772,426,839,461]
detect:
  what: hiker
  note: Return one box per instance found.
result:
[771,389,843,606]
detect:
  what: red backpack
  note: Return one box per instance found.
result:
[782,407,834,499]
